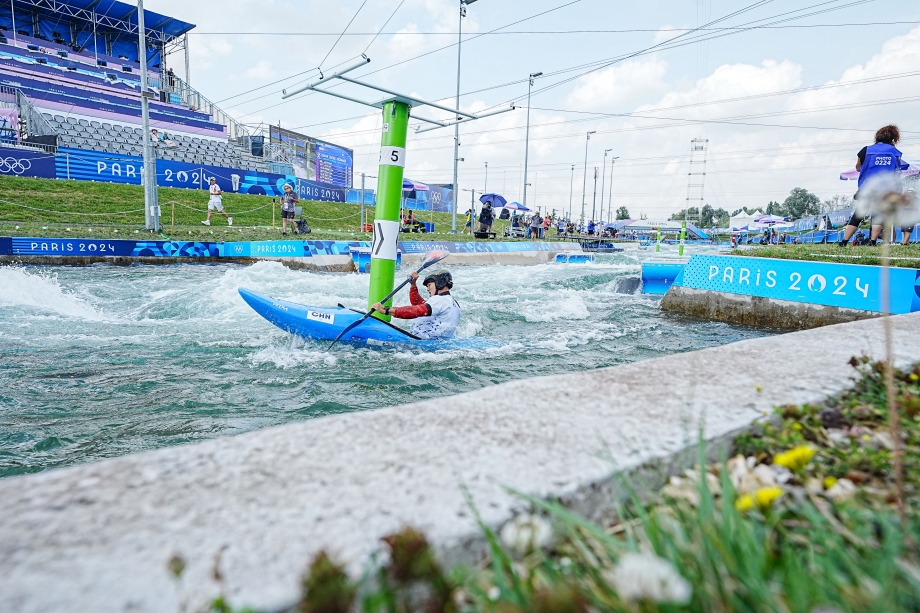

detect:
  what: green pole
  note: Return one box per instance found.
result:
[655,228,661,253]
[679,220,686,256]
[368,100,409,319]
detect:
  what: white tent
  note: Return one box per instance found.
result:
[729,214,757,231]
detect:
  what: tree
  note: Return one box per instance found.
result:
[730,206,764,217]
[615,206,631,220]
[669,207,699,221]
[782,188,821,219]
[670,205,730,226]
[823,194,853,211]
[765,200,784,216]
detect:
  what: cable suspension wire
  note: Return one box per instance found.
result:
[362,0,406,55]
[227,0,588,116]
[190,21,919,35]
[477,0,874,114]
[318,0,371,73]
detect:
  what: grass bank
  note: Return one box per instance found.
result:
[0,175,532,242]
[736,244,920,268]
[201,357,920,613]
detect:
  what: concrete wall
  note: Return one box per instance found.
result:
[2,313,919,612]
[661,285,879,329]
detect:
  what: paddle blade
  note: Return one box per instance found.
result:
[421,250,450,268]
[328,313,368,350]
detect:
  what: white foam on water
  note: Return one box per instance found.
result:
[0,267,107,321]
[519,289,590,323]
[390,341,526,364]
[248,344,340,369]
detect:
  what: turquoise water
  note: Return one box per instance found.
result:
[0,250,771,477]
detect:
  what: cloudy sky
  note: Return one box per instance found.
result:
[148,0,920,219]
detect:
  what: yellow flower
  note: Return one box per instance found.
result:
[735,487,783,512]
[756,386,763,393]
[823,476,837,489]
[754,486,783,510]
[773,446,815,472]
[909,373,918,382]
[792,423,803,431]
[735,494,754,512]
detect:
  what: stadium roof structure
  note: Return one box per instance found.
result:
[0,0,195,48]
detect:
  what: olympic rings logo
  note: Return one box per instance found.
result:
[0,157,33,175]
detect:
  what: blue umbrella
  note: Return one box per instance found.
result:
[479,193,507,207]
[501,201,530,211]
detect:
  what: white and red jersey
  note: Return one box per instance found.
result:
[209,183,222,201]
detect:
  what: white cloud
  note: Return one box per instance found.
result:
[245,60,276,80]
[565,58,670,110]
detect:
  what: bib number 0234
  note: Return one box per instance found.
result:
[379,146,406,168]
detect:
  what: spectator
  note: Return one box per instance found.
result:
[478,202,494,232]
[279,183,299,235]
[463,208,473,234]
[530,212,542,239]
[543,214,551,237]
[202,178,232,226]
[839,124,908,246]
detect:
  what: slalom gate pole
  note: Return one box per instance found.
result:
[656,228,661,253]
[679,220,686,256]
[368,100,409,319]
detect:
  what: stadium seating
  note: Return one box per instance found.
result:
[43,113,263,169]
[0,31,265,170]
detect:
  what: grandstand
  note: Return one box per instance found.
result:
[0,0,295,178]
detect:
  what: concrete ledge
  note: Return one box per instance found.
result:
[400,250,565,266]
[661,285,879,329]
[3,313,919,612]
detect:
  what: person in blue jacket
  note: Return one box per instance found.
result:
[839,125,909,246]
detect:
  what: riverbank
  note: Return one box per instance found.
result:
[1,311,917,611]
[736,243,920,268]
[288,356,920,613]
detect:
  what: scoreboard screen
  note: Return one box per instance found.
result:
[315,141,353,188]
[268,127,353,188]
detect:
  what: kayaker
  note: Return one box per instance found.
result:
[370,269,460,340]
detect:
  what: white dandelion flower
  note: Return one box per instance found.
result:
[499,513,553,556]
[606,552,692,605]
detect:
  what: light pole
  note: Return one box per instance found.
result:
[607,155,619,221]
[591,167,598,223]
[451,0,478,233]
[522,71,542,209]
[580,131,595,225]
[600,149,611,223]
[484,161,488,193]
[138,0,158,231]
[568,164,574,221]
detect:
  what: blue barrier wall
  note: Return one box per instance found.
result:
[5,237,369,258]
[671,254,920,314]
[3,237,580,259]
[398,240,581,254]
[0,147,57,179]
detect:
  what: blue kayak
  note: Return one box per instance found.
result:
[238,288,500,350]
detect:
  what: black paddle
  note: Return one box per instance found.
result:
[327,250,450,350]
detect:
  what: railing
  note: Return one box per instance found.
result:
[159,71,249,141]
[0,85,57,151]
[16,89,57,137]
